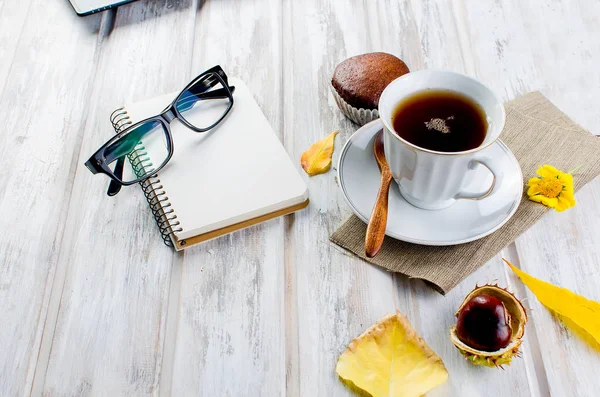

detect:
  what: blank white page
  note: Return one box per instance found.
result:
[123,78,308,240]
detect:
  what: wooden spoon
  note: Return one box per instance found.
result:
[365,131,393,258]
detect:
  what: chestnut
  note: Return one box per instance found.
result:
[449,284,528,367]
[455,294,512,352]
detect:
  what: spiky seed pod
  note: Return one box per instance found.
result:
[449,284,527,368]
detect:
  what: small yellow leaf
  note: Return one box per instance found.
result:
[336,311,448,397]
[300,130,338,176]
[504,259,600,347]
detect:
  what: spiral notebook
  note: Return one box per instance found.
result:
[111,78,309,250]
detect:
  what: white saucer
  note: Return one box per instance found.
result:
[337,120,523,246]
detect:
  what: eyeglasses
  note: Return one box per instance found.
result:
[85,65,235,196]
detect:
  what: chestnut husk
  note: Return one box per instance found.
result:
[449,284,527,368]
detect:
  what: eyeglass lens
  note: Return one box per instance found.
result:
[175,73,232,130]
[103,120,170,183]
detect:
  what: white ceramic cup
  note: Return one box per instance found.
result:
[379,70,506,210]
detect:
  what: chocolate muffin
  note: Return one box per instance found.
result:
[331,52,410,125]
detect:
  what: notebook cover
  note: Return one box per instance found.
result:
[121,78,308,250]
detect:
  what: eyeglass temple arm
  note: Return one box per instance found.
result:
[107,161,124,196]
[190,85,235,99]
[177,86,235,112]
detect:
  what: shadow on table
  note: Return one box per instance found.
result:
[83,0,203,32]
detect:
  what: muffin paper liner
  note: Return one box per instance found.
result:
[331,86,379,126]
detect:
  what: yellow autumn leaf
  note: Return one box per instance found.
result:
[300,130,338,176]
[504,259,600,347]
[336,311,448,397]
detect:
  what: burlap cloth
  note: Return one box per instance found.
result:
[330,92,600,294]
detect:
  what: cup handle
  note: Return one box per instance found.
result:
[455,157,503,201]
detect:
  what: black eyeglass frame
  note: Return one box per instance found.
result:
[85,65,235,195]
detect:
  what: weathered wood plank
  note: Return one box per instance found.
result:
[515,0,600,134]
[0,1,101,395]
[510,1,600,396]
[0,0,35,95]
[281,1,400,396]
[514,181,600,397]
[38,1,197,395]
[166,1,288,395]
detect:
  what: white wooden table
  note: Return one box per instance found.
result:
[1,0,599,396]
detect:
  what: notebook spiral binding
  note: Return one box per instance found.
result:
[110,107,183,247]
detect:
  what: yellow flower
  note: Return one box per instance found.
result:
[527,165,576,212]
